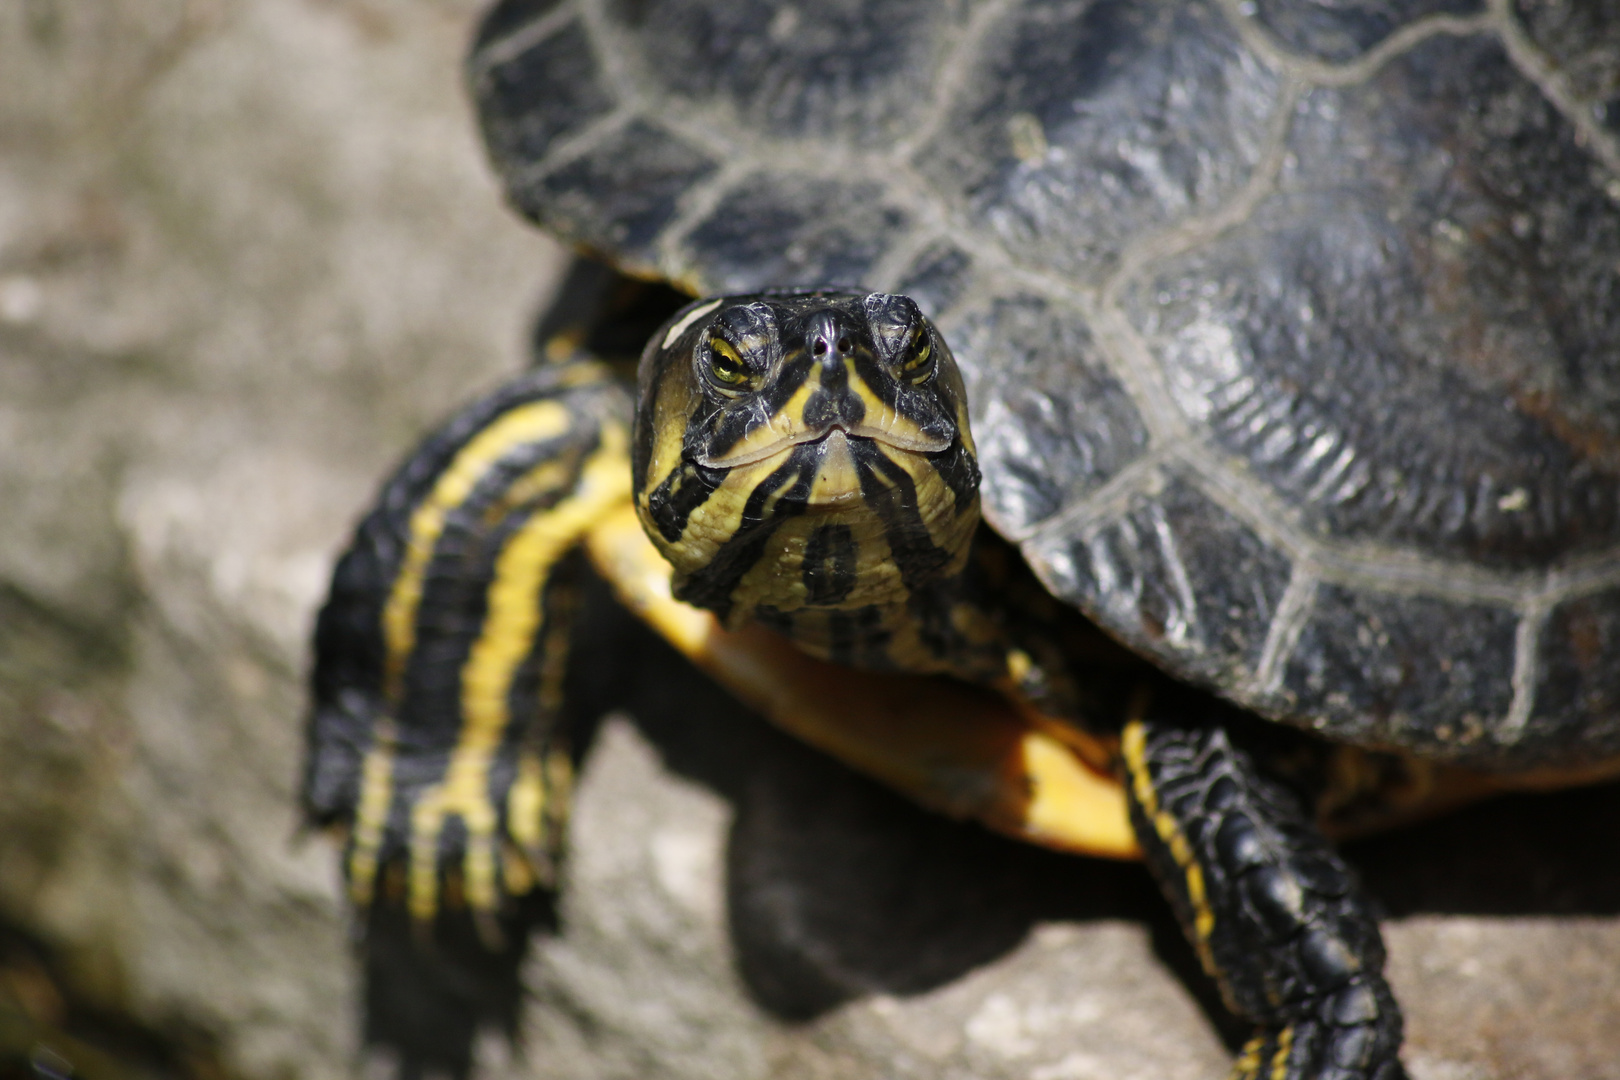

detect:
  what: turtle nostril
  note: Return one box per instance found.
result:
[813,338,828,356]
[837,336,851,353]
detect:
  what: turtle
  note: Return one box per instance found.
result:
[300,1,1620,1078]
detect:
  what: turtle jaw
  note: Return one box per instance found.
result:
[724,425,870,511]
[651,423,981,630]
[700,424,943,511]
[696,418,950,471]
[801,428,866,510]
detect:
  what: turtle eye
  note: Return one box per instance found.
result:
[705,335,755,393]
[900,325,933,383]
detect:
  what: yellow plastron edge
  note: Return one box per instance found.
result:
[582,502,1142,862]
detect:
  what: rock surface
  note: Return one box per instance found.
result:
[517,624,1620,1080]
[0,0,561,1075]
[2,2,1619,1080]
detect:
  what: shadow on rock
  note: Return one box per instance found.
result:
[604,579,1620,980]
[362,560,1620,1073]
[1349,783,1620,917]
[723,726,1154,1020]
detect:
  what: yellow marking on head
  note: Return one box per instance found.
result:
[1269,1026,1293,1080]
[1122,717,1218,976]
[701,375,820,467]
[723,490,911,629]
[662,297,723,349]
[930,347,976,457]
[810,429,860,505]
[658,449,789,587]
[845,357,942,450]
[404,422,632,924]
[643,364,701,501]
[873,442,978,565]
[661,432,974,643]
[705,462,862,624]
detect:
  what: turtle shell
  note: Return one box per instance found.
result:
[468,0,1620,768]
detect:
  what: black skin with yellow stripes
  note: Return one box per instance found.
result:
[306,289,1408,1080]
[634,291,998,677]
[1122,698,1402,1080]
[305,361,631,936]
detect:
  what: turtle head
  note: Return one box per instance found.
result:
[633,290,981,628]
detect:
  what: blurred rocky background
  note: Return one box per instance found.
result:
[0,0,558,1075]
[0,2,1617,1080]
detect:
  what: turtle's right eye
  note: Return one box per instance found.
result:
[704,335,755,393]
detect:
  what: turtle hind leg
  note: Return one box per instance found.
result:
[1121,699,1407,1080]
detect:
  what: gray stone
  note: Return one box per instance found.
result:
[0,0,562,1076]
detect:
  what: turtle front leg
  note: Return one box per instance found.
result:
[303,359,634,944]
[1121,701,1406,1080]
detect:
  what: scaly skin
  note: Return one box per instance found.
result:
[1122,699,1406,1080]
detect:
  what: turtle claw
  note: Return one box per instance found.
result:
[1232,990,1409,1080]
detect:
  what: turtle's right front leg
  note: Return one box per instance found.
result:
[1121,695,1407,1080]
[303,359,633,944]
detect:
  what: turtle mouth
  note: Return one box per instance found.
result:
[698,421,948,469]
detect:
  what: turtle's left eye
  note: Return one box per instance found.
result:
[900,325,933,383]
